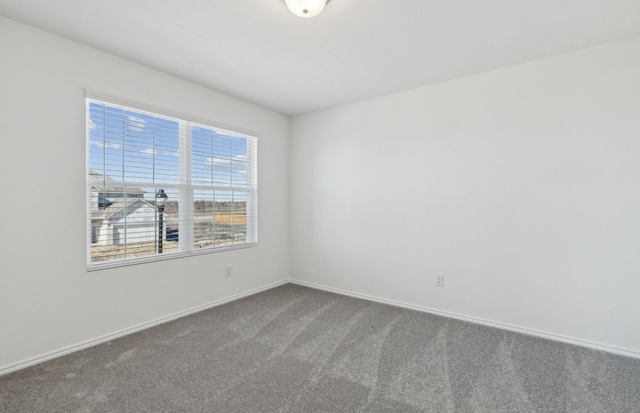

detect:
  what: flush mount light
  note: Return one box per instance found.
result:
[283,0,330,18]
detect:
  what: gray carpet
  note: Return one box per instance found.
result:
[1,284,639,412]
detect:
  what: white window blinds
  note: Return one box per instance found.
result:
[87,97,257,269]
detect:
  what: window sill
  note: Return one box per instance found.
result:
[87,242,258,272]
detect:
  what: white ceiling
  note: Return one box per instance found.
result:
[1,0,639,115]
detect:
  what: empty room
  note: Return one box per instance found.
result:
[1,1,639,412]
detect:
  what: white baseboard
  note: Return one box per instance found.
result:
[290,279,640,360]
[4,278,637,377]
[0,280,289,376]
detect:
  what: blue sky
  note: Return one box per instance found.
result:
[88,101,251,203]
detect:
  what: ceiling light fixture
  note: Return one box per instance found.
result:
[283,0,330,18]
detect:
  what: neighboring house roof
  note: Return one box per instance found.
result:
[91,197,157,221]
[89,170,145,196]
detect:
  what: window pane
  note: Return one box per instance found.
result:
[192,126,250,188]
[90,187,179,262]
[215,191,247,246]
[88,102,180,185]
[193,190,215,249]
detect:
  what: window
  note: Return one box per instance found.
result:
[87,95,257,269]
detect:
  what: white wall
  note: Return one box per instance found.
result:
[0,16,289,371]
[290,36,640,355]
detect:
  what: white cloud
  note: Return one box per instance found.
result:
[89,140,120,150]
[201,156,248,186]
[140,148,178,157]
[126,115,147,132]
[205,157,229,167]
[205,154,246,166]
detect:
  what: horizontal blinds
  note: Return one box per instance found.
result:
[88,102,182,184]
[87,98,257,267]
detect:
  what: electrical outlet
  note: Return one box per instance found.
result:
[225,265,232,277]
[435,273,444,287]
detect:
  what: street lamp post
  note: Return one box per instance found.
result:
[156,189,168,253]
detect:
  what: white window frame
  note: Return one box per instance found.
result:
[86,92,257,270]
